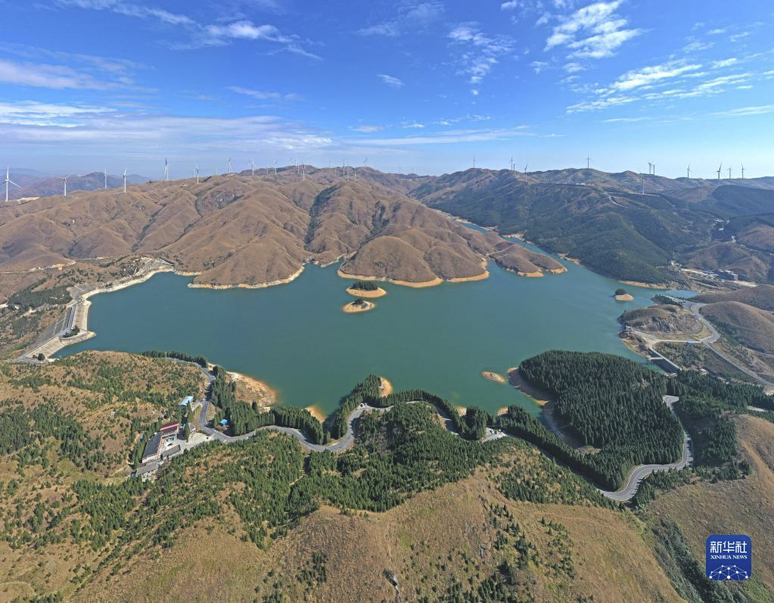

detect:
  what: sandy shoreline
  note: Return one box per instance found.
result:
[342,300,376,313]
[338,269,444,288]
[615,293,634,301]
[379,376,393,397]
[345,286,387,298]
[619,280,670,290]
[507,367,550,407]
[305,405,326,423]
[228,371,277,406]
[188,266,305,290]
[482,371,506,384]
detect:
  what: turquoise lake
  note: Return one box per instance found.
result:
[59,246,691,417]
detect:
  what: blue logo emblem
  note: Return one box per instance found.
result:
[706,535,751,581]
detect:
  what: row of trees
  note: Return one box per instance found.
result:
[141,350,209,368]
[210,366,325,444]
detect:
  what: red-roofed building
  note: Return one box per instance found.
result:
[160,421,179,444]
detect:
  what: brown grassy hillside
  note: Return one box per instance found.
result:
[0,173,561,297]
[651,415,774,597]
[619,305,705,338]
[701,302,774,354]
[695,284,774,311]
[71,455,683,603]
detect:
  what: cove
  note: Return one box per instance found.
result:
[57,256,689,417]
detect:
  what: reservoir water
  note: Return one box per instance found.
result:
[58,253,689,417]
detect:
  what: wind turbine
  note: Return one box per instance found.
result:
[586,156,591,170]
[647,162,652,175]
[728,166,732,179]
[123,169,127,193]
[249,159,255,177]
[741,164,745,179]
[686,164,691,179]
[4,167,21,202]
[273,160,277,175]
[651,163,656,176]
[194,163,200,184]
[164,158,169,181]
[523,163,529,174]
[509,156,514,171]
[717,163,723,180]
[227,158,232,175]
[61,176,68,197]
[104,170,108,189]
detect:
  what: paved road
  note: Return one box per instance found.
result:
[192,363,688,502]
[686,301,774,388]
[629,299,774,390]
[597,395,693,502]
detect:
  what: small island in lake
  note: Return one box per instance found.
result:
[614,288,634,301]
[482,371,506,384]
[346,280,387,298]
[343,298,376,313]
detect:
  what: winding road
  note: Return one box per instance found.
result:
[190,365,690,502]
[598,395,693,502]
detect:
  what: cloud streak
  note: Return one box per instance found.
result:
[545,1,641,59]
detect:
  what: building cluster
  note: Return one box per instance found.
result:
[134,406,190,480]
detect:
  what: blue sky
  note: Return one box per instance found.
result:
[2,0,774,178]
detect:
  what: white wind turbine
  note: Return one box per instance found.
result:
[123,169,127,193]
[249,159,255,177]
[164,158,169,181]
[61,175,69,197]
[194,163,200,184]
[717,163,723,180]
[741,164,745,179]
[523,163,528,174]
[4,167,21,202]
[104,169,108,189]
[227,158,232,175]
[686,164,691,179]
[273,160,277,175]
[728,166,732,179]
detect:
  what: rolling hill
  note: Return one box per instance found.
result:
[5,171,148,200]
[0,171,562,296]
[411,169,774,284]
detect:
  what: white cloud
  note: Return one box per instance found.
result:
[0,102,333,154]
[358,1,444,37]
[0,101,113,127]
[58,1,319,59]
[607,61,702,92]
[0,58,132,90]
[203,21,320,58]
[566,95,636,113]
[228,86,300,101]
[501,1,519,10]
[351,124,386,133]
[345,126,533,147]
[530,61,549,73]
[448,24,515,89]
[545,1,641,59]
[57,0,194,26]
[712,58,738,69]
[377,74,405,88]
[711,105,774,117]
